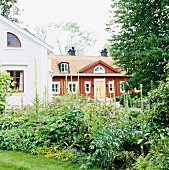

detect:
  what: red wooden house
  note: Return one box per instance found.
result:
[49,48,132,99]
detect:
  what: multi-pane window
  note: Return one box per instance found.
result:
[60,63,69,73]
[68,82,78,94]
[52,82,60,94]
[108,81,114,93]
[8,70,24,92]
[85,81,91,93]
[94,66,105,73]
[7,32,21,47]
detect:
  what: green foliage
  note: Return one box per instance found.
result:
[133,133,169,170]
[0,95,92,152]
[0,94,119,169]
[133,76,169,169]
[0,71,13,113]
[0,87,169,169]
[120,93,133,107]
[148,76,169,130]
[115,96,120,102]
[0,0,20,23]
[108,0,169,94]
[87,110,143,169]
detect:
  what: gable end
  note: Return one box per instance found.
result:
[79,60,118,73]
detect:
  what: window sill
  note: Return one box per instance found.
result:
[8,92,26,96]
[52,93,60,95]
[5,47,24,50]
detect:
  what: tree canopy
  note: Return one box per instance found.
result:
[34,22,96,55]
[107,0,169,94]
[0,0,20,23]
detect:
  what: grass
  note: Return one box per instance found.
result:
[0,150,99,170]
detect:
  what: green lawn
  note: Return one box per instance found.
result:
[0,150,99,170]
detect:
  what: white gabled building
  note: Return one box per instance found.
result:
[0,15,54,106]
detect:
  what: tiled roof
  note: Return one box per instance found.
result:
[49,54,127,76]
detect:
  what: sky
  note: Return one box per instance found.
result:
[18,0,112,55]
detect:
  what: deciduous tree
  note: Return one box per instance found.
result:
[0,0,20,23]
[34,22,96,55]
[107,0,169,94]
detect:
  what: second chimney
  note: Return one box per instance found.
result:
[68,47,76,56]
[101,48,108,57]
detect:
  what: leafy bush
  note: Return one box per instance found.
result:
[148,79,169,130]
[115,96,120,102]
[0,71,13,113]
[134,133,169,170]
[120,93,133,107]
[86,110,143,169]
[0,94,125,169]
[0,95,91,153]
[1,76,169,170]
[133,74,169,169]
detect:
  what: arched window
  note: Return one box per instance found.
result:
[94,66,105,73]
[7,32,21,47]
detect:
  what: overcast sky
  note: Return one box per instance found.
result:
[18,0,112,55]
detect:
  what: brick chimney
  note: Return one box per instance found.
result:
[68,47,76,56]
[100,48,108,57]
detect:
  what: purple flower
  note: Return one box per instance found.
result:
[57,99,61,103]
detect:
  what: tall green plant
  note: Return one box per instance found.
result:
[140,84,143,110]
[33,58,41,114]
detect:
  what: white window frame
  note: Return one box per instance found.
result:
[52,82,60,94]
[84,81,91,94]
[60,63,69,73]
[68,81,78,94]
[120,81,125,93]
[94,66,105,73]
[108,81,115,93]
[135,87,140,92]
